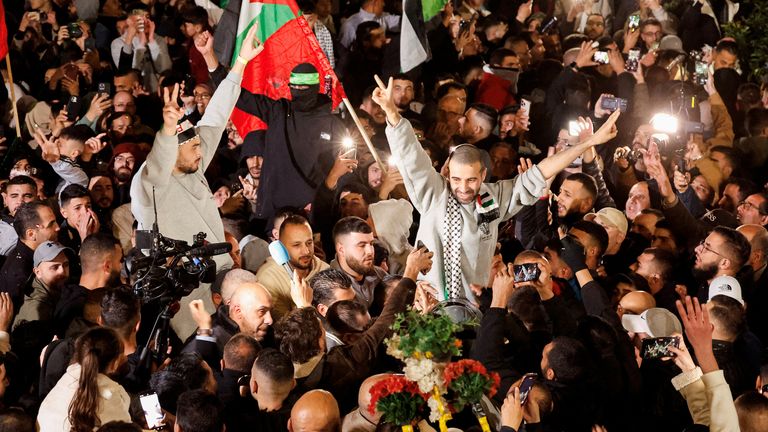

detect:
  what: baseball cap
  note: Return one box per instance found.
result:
[621,307,682,337]
[708,275,744,305]
[699,209,739,229]
[659,35,684,54]
[33,241,72,267]
[585,207,628,236]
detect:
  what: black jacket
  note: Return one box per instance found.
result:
[0,241,35,311]
[235,91,344,220]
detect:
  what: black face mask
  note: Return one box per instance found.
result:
[290,85,319,112]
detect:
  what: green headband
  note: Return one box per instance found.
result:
[289,72,320,85]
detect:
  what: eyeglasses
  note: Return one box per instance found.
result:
[36,220,57,230]
[697,240,727,259]
[738,200,766,215]
[193,93,211,100]
[642,31,662,38]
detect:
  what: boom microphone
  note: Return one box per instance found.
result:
[186,242,232,257]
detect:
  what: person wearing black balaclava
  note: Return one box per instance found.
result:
[235,62,348,222]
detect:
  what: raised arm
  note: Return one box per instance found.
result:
[536,111,620,180]
[375,76,448,213]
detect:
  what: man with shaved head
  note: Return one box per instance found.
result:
[374,77,620,300]
[341,373,392,432]
[618,291,656,318]
[184,282,273,364]
[289,390,341,432]
[737,224,768,345]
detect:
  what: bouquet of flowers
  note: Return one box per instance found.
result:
[386,310,465,426]
[443,359,501,410]
[369,375,429,430]
[387,310,463,361]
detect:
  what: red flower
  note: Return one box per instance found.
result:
[443,360,500,406]
[368,376,428,415]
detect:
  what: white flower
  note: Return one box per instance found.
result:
[403,358,443,393]
[385,335,405,360]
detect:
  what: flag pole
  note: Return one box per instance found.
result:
[342,97,386,173]
[4,54,21,139]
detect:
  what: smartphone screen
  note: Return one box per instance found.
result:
[513,263,540,283]
[568,120,580,137]
[641,337,679,360]
[140,392,164,429]
[518,373,536,405]
[593,51,610,64]
[628,14,640,31]
[626,49,640,72]
[338,147,357,160]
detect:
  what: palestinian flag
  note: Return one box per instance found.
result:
[0,1,8,58]
[400,0,448,72]
[230,0,345,133]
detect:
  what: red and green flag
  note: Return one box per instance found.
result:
[230,0,346,133]
[0,1,8,58]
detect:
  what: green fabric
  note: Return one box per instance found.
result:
[232,2,299,66]
[289,72,319,85]
[422,0,449,22]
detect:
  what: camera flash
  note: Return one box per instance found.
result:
[342,137,354,148]
[650,113,678,134]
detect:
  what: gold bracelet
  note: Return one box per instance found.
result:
[236,56,248,66]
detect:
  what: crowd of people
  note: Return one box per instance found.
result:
[0,0,767,431]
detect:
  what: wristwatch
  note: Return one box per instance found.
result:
[196,328,213,337]
[569,62,580,72]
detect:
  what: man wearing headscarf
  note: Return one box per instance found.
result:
[236,62,348,221]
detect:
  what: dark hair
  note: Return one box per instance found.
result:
[373,240,389,268]
[223,333,261,373]
[640,208,664,219]
[435,81,467,100]
[355,21,382,50]
[546,337,589,384]
[13,201,48,239]
[96,421,143,432]
[310,269,353,307]
[713,226,751,270]
[735,391,768,432]
[276,307,323,363]
[100,285,141,340]
[3,175,37,191]
[59,184,90,208]
[509,286,548,331]
[564,172,598,201]
[181,6,209,26]
[0,408,35,432]
[149,370,187,414]
[720,177,758,202]
[391,73,414,85]
[296,0,317,13]
[639,18,662,32]
[738,83,761,106]
[746,108,768,137]
[571,220,609,256]
[469,103,499,130]
[489,48,517,67]
[278,214,310,239]
[114,69,140,82]
[642,247,675,283]
[253,348,294,384]
[332,216,372,243]
[715,39,739,56]
[327,300,369,335]
[710,146,741,169]
[60,124,95,144]
[80,233,120,274]
[69,328,124,432]
[339,182,373,204]
[708,295,746,339]
[166,352,212,392]
[175,390,225,432]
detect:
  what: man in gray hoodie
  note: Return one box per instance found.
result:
[131,25,264,340]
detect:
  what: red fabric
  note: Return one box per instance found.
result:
[475,72,517,111]
[231,16,346,134]
[0,2,8,59]
[188,42,210,88]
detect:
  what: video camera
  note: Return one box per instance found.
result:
[127,230,231,305]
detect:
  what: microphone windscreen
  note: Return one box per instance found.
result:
[268,240,291,266]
